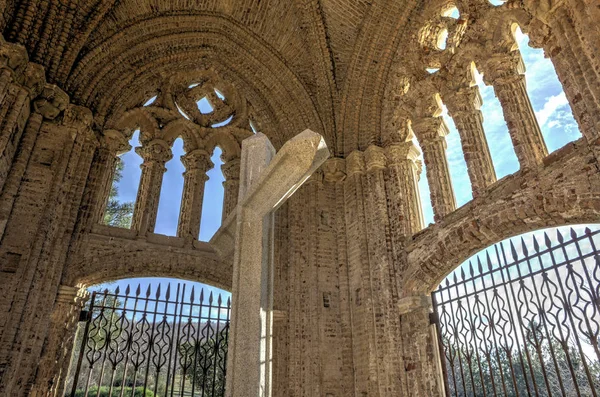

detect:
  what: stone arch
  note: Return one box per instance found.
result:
[161,118,202,152]
[63,242,232,291]
[65,13,326,149]
[402,141,600,296]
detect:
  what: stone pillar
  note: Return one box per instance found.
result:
[442,85,496,197]
[30,285,89,397]
[90,131,131,227]
[399,295,445,397]
[483,53,548,169]
[526,6,600,141]
[221,156,240,221]
[385,141,425,234]
[177,149,213,241]
[412,117,456,221]
[131,139,172,235]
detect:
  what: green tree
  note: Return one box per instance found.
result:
[103,160,134,228]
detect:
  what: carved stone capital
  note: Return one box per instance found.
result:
[482,52,525,86]
[345,150,365,177]
[412,116,449,143]
[63,104,93,131]
[322,158,346,182]
[386,141,422,166]
[182,149,213,172]
[0,40,28,76]
[222,157,241,181]
[364,145,387,172]
[136,139,173,164]
[442,85,483,117]
[21,63,45,98]
[103,130,131,155]
[33,84,69,120]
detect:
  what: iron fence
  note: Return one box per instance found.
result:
[68,283,231,397]
[432,227,600,397]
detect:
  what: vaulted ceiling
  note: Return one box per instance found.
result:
[0,0,424,154]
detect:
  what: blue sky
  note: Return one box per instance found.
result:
[417,27,581,226]
[102,27,585,297]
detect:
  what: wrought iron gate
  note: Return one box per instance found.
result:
[68,283,231,397]
[432,227,600,397]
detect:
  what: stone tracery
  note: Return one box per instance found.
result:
[0,0,598,395]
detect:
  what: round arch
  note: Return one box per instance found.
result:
[403,145,600,295]
[63,242,232,292]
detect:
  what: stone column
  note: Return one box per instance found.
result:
[399,295,445,396]
[90,131,131,227]
[443,85,496,197]
[221,156,240,221]
[131,139,172,236]
[412,117,456,222]
[30,285,89,397]
[385,141,425,234]
[177,149,213,241]
[483,53,548,169]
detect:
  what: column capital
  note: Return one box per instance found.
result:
[322,158,346,182]
[103,130,131,155]
[412,116,449,143]
[345,150,365,177]
[136,139,172,164]
[222,157,241,180]
[442,85,483,117]
[181,149,213,173]
[482,52,525,86]
[386,141,422,167]
[364,145,387,172]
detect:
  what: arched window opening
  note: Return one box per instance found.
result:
[199,147,225,242]
[437,29,449,50]
[426,67,440,74]
[432,224,600,396]
[473,63,520,178]
[64,277,231,396]
[214,88,225,100]
[176,103,191,120]
[155,138,185,236]
[513,25,581,153]
[439,101,472,206]
[143,95,157,106]
[442,6,459,19]
[412,135,435,227]
[102,130,142,229]
[212,115,234,128]
[197,97,214,114]
[249,120,258,134]
[488,0,503,6]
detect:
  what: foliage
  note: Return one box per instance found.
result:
[103,160,134,228]
[72,386,154,397]
[181,336,228,396]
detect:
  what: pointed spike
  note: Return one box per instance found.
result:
[585,227,592,235]
[570,228,577,240]
[460,267,466,281]
[445,278,450,287]
[200,288,204,303]
[521,237,528,257]
[544,232,552,249]
[115,286,120,295]
[104,288,109,295]
[190,287,195,302]
[136,284,141,296]
[218,294,222,305]
[556,230,564,243]
[510,240,519,261]
[156,284,161,299]
[125,284,131,296]
[453,272,458,284]
[209,291,214,304]
[166,284,171,300]
[227,297,231,307]
[533,235,540,252]
[469,262,474,277]
[486,251,493,271]
[146,285,151,298]
[477,256,483,273]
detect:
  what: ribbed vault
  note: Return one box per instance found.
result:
[66,14,328,148]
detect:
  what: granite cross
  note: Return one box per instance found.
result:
[224,130,329,397]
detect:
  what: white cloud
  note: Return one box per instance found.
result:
[535,92,569,127]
